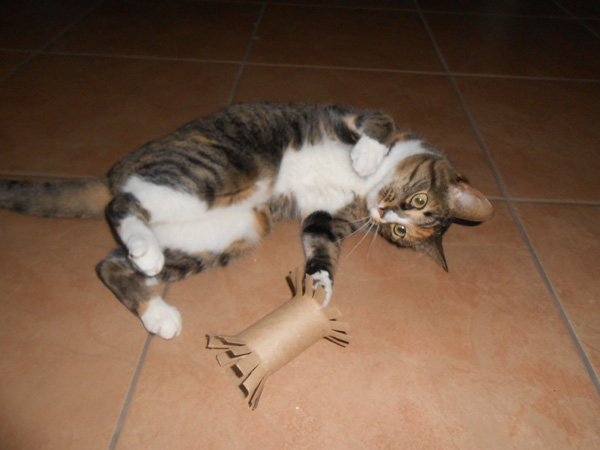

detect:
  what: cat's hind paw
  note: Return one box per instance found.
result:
[127,235,164,276]
[141,297,182,339]
[351,135,388,177]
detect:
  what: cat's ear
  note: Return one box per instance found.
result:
[448,181,493,222]
[420,235,448,272]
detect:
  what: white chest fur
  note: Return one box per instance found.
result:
[274,137,369,215]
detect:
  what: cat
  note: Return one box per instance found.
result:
[0,102,493,339]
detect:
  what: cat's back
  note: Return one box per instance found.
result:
[108,103,319,188]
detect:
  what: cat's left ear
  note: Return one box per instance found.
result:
[448,181,493,222]
[420,235,448,272]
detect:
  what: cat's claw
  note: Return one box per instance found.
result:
[351,135,388,177]
[127,235,164,276]
[141,297,182,339]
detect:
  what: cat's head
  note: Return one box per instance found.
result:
[366,151,493,271]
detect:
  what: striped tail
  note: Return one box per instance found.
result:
[0,177,112,219]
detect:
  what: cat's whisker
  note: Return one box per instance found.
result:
[337,219,372,243]
[345,215,371,225]
[366,224,380,261]
[342,222,375,263]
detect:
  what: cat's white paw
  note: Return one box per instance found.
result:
[141,297,182,339]
[127,235,164,276]
[311,270,333,308]
[351,135,388,177]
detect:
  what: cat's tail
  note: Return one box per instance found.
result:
[0,176,112,219]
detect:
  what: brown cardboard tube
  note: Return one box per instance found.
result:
[207,268,350,409]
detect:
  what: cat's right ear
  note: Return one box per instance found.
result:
[448,182,493,223]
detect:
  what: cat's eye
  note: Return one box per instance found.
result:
[410,193,428,209]
[393,224,407,239]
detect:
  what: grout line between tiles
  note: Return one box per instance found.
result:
[419,10,573,19]
[108,333,153,450]
[226,1,268,107]
[510,198,600,207]
[108,282,169,450]
[16,50,599,83]
[414,0,600,397]
[552,0,600,39]
[208,0,580,18]
[245,61,448,76]
[0,172,97,180]
[108,4,266,446]
[39,50,242,66]
[451,72,600,83]
[2,172,594,208]
[0,0,107,86]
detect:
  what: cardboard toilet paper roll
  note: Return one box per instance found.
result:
[207,269,350,409]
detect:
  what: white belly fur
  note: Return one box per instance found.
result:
[121,176,270,253]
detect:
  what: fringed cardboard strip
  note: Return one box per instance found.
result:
[207,268,351,409]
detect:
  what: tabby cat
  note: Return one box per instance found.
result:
[0,103,492,339]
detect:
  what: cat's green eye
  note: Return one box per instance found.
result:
[410,193,428,209]
[393,224,407,239]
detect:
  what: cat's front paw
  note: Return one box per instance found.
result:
[141,297,182,339]
[351,135,388,177]
[310,270,333,308]
[127,235,164,276]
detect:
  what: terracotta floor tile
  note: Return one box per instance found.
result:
[0,51,30,79]
[114,204,600,448]
[234,65,501,198]
[586,19,600,33]
[268,0,414,7]
[425,14,600,79]
[248,5,444,71]
[456,77,600,202]
[0,210,147,449]
[558,0,600,18]
[47,0,261,61]
[0,55,237,176]
[516,203,600,377]
[418,0,567,16]
[2,1,599,448]
[0,0,99,49]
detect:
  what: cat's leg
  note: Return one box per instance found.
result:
[349,112,396,177]
[96,249,182,339]
[99,207,272,338]
[96,241,256,339]
[107,193,164,276]
[301,211,353,307]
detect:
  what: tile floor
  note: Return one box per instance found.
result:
[0,1,599,449]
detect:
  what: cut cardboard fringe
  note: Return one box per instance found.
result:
[207,269,350,409]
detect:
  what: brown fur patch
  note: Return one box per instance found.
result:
[343,115,359,141]
[225,239,255,261]
[51,179,112,218]
[409,225,436,239]
[254,207,273,238]
[210,183,258,208]
[81,181,112,215]
[192,134,221,146]
[392,132,411,144]
[137,302,149,317]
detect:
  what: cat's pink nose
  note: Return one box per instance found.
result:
[377,207,385,218]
